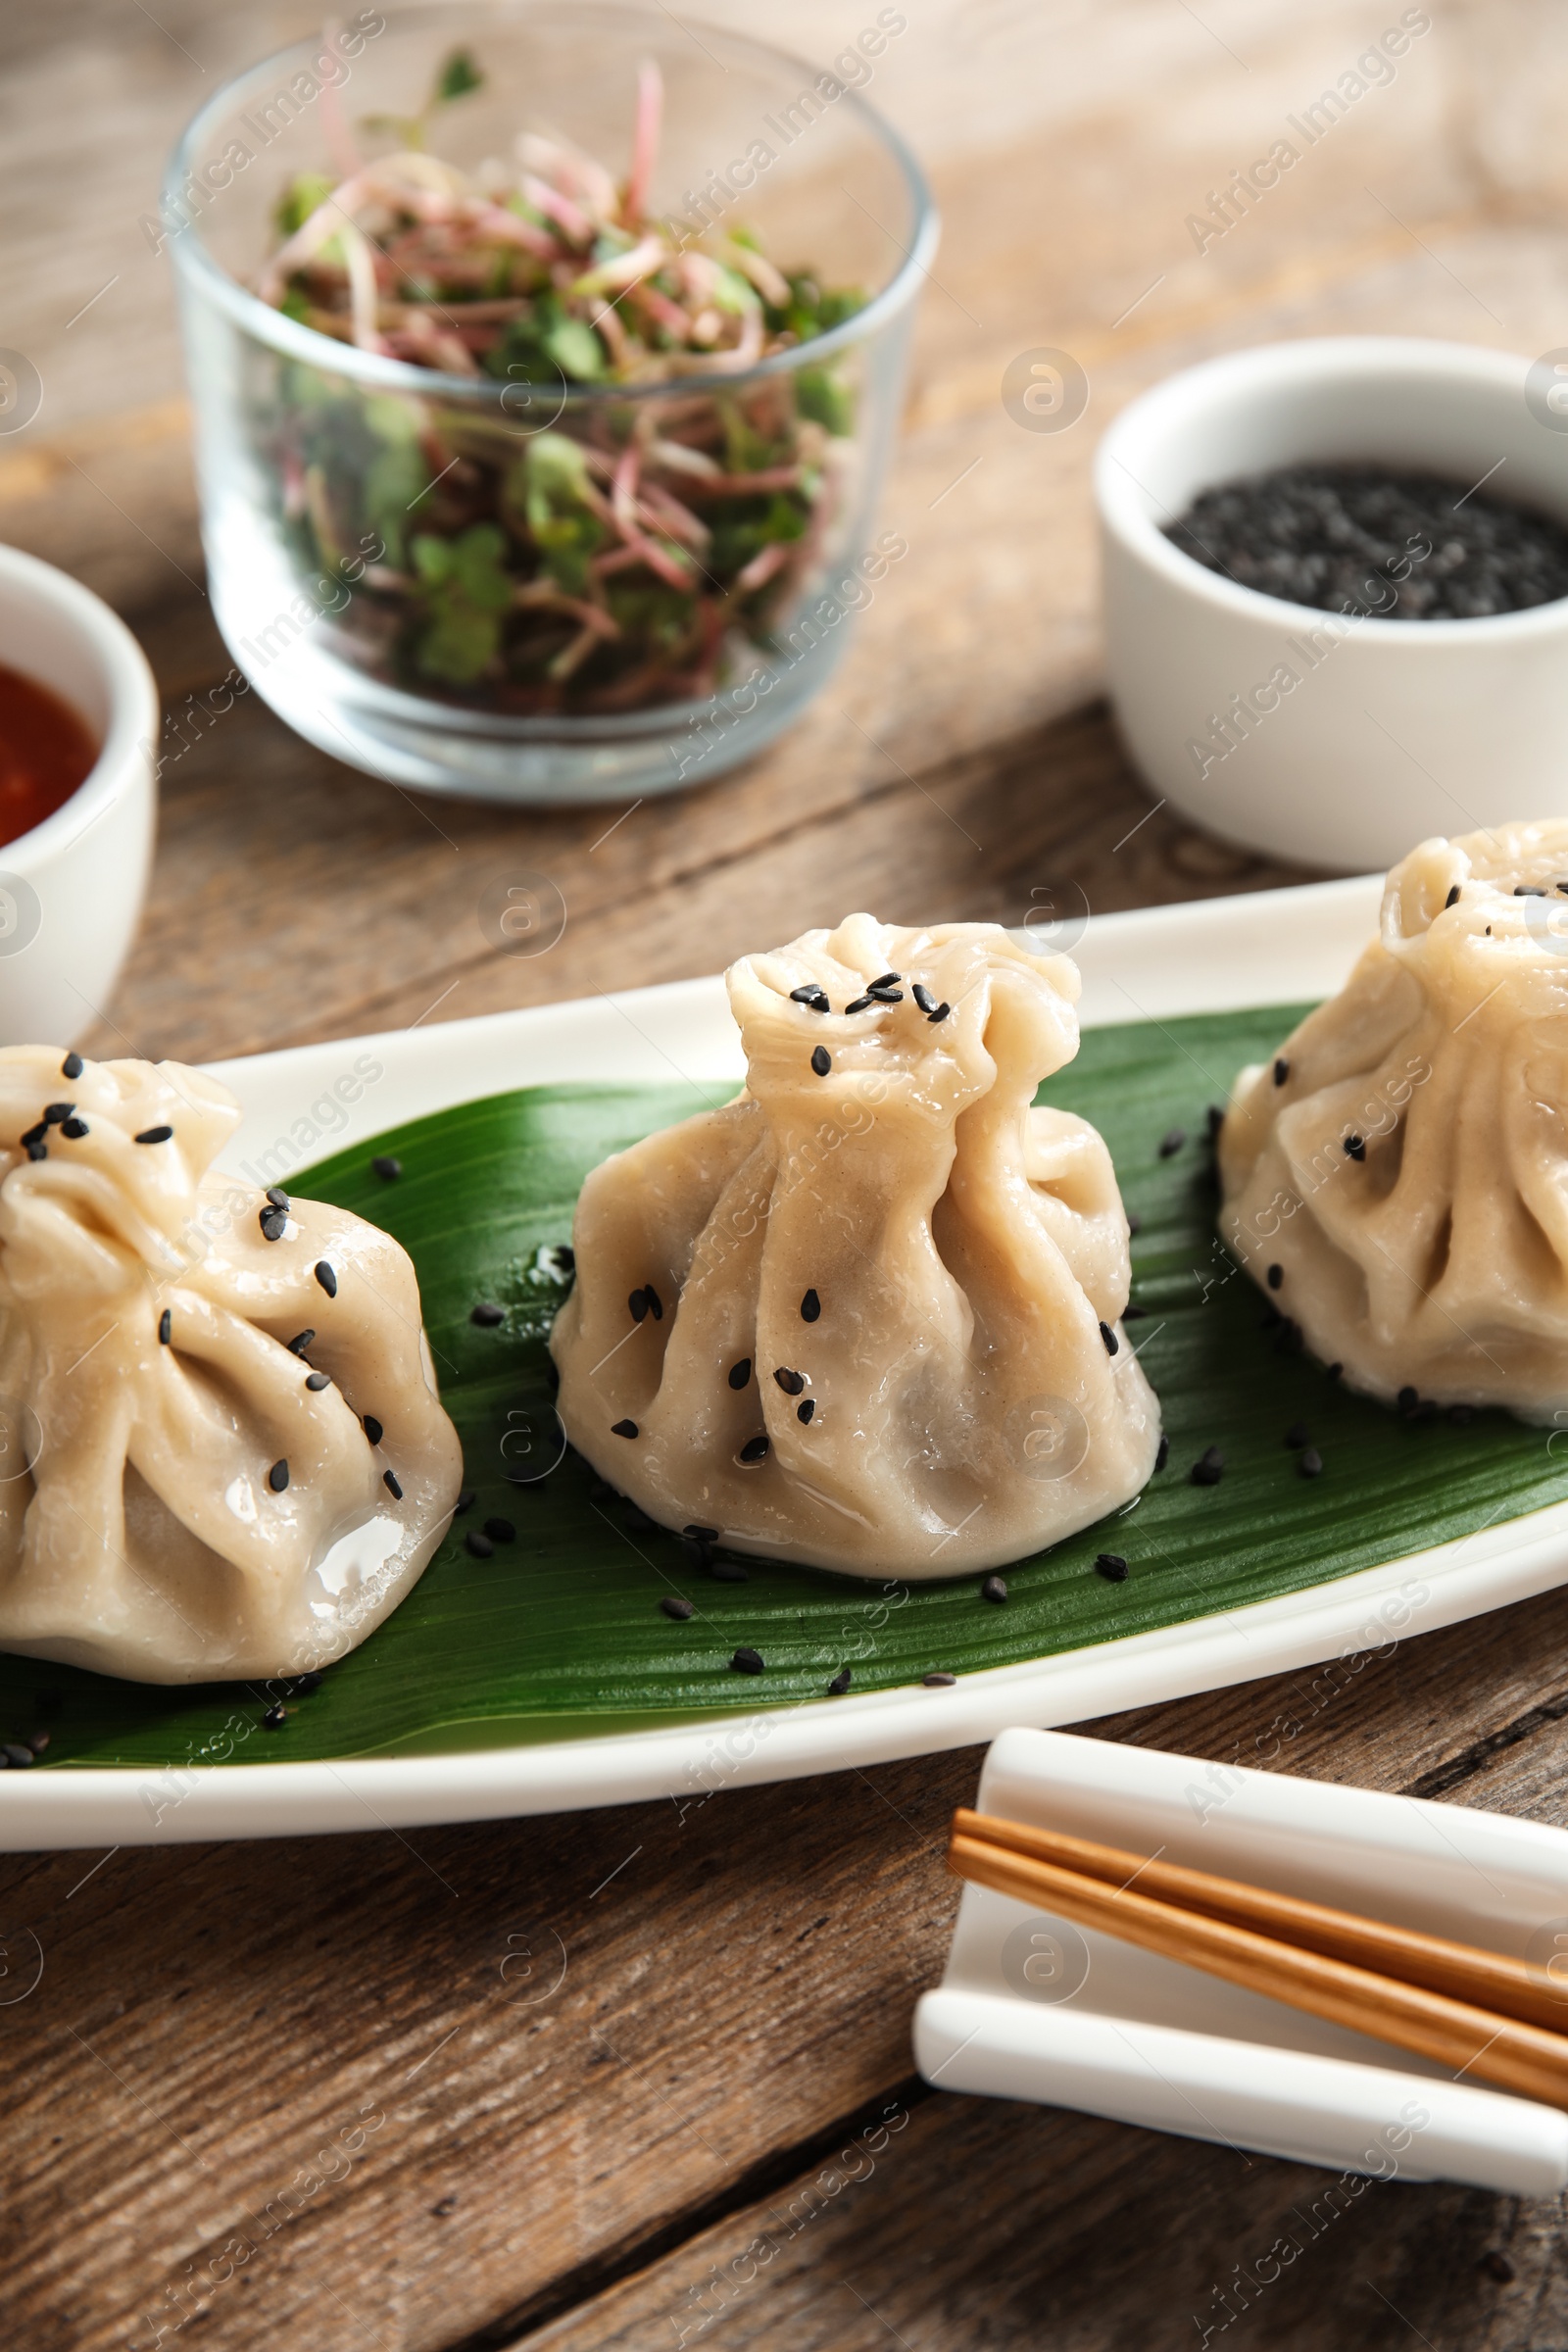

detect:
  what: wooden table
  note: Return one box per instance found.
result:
[7,3,1568,2342]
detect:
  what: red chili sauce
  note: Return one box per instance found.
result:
[0,662,98,846]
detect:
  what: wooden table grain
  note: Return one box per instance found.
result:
[6,3,1568,2345]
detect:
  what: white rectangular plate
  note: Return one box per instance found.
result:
[915,1727,1568,2194]
[12,870,1568,1848]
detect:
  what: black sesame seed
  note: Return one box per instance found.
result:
[454,1490,475,1513]
[1299,1447,1324,1477]
[1345,1135,1366,1161]
[262,1703,287,1730]
[797,1398,814,1424]
[470,1300,505,1326]
[629,1288,650,1323]
[866,985,904,1004]
[287,1330,316,1356]
[927,1003,951,1023]
[62,1053,82,1080]
[1273,1057,1290,1086]
[1396,1385,1420,1418]
[662,1594,695,1620]
[685,1523,719,1542]
[260,1208,288,1242]
[679,1534,711,1569]
[710,1558,749,1582]
[731,1646,765,1675]
[774,1367,806,1396]
[1266,1263,1284,1291]
[1122,1303,1148,1320]
[1206,1104,1225,1140]
[1154,1434,1169,1472]
[728,1357,752,1390]
[1158,1128,1187,1158]
[2,1741,33,1768]
[739,1433,769,1464]
[868,972,902,990]
[315,1261,338,1298]
[20,1122,47,1148]
[612,1418,638,1439]
[43,1102,72,1125]
[910,983,936,1014]
[1445,885,1461,909]
[1095,1552,1129,1582]
[810,1046,831,1076]
[466,1530,494,1559]
[1448,1402,1477,1425]
[296,1671,322,1695]
[981,1573,1007,1604]
[644,1285,663,1321]
[1516,885,1547,897]
[371,1154,403,1180]
[60,1117,87,1140]
[1285,1421,1312,1448]
[268,1458,289,1493]
[1099,1321,1119,1356]
[306,1370,331,1392]
[384,1469,403,1498]
[1191,1446,1225,1486]
[801,1288,821,1322]
[135,1125,173,1145]
[844,995,875,1015]
[789,983,826,1004]
[159,1308,172,1345]
[923,1671,956,1688]
[1328,1361,1344,1382]
[485,1518,515,1544]
[24,1140,45,1162]
[266,1187,290,1210]
[1558,884,1568,899]
[828,1665,853,1694]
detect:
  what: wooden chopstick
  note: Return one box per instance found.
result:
[948,1818,1568,2110]
[955,1808,1566,2033]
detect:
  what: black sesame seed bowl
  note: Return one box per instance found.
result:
[9,940,1568,1839]
[1097,337,1568,871]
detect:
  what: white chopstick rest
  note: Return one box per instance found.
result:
[913,1726,1568,2194]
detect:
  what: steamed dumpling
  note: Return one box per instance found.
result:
[1218,822,1568,1418]
[551,915,1161,1576]
[0,1048,463,1682]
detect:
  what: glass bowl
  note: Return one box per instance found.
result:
[163,1,936,806]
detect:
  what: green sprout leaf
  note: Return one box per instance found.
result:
[411,522,512,683]
[435,47,485,106]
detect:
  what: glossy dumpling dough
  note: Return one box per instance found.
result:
[551,915,1161,1576]
[1219,821,1568,1419]
[0,1048,463,1682]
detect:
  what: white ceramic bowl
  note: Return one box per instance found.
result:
[0,546,157,1043]
[1097,337,1568,871]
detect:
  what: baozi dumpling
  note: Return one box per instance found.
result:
[0,1047,462,1682]
[1218,821,1568,1419]
[551,915,1161,1576]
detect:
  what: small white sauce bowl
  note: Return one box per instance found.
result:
[1097,337,1568,871]
[0,545,157,1045]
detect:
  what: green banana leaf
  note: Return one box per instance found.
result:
[5,1003,1564,1771]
